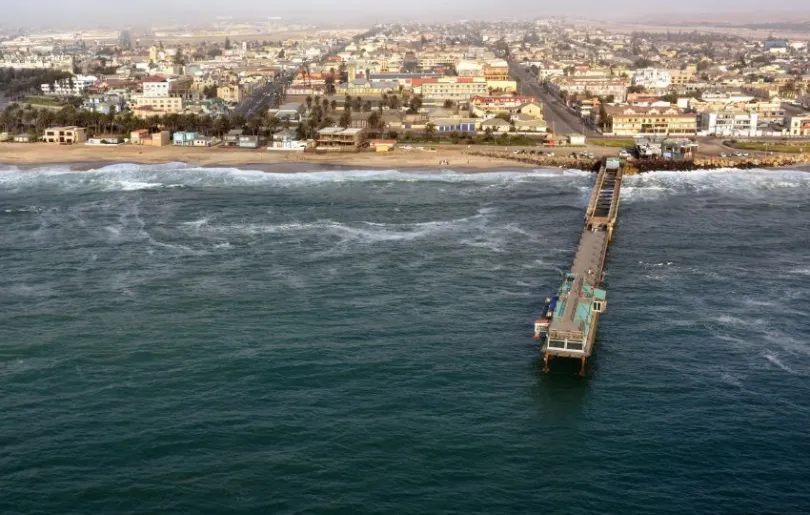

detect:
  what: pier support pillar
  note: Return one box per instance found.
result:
[543,354,551,374]
[579,357,588,377]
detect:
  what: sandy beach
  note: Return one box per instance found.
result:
[0,143,534,170]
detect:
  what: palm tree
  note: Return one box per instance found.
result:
[339,110,351,128]
[424,123,436,140]
[247,116,262,135]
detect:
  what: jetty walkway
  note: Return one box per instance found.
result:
[534,158,623,375]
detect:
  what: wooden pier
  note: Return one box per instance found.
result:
[534,158,623,375]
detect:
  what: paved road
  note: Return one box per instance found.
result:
[233,44,348,119]
[232,75,291,119]
[508,61,600,138]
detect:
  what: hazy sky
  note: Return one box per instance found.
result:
[2,0,809,28]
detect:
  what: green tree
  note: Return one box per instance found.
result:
[339,110,351,128]
[424,122,436,140]
[367,111,381,131]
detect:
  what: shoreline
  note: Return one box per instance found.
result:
[1,143,808,174]
[0,143,535,171]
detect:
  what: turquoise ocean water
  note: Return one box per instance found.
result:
[1,164,810,514]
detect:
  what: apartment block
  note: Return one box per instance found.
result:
[603,106,697,136]
[698,111,759,137]
[44,126,87,144]
[421,78,489,101]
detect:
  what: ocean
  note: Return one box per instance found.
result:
[1,164,809,514]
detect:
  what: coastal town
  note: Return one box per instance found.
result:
[2,18,810,169]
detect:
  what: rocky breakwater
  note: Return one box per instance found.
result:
[468,150,810,174]
[465,151,600,172]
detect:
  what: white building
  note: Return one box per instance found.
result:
[142,77,170,97]
[632,68,672,90]
[40,75,98,96]
[698,111,759,137]
[787,116,810,137]
[0,54,74,72]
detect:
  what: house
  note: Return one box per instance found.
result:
[131,129,170,146]
[129,129,146,145]
[150,131,171,146]
[217,84,243,104]
[470,95,538,117]
[348,112,372,129]
[268,139,307,151]
[44,126,87,144]
[173,131,197,146]
[369,139,397,152]
[517,101,544,119]
[381,112,404,129]
[223,129,243,147]
[512,114,548,133]
[238,135,261,149]
[274,102,305,123]
[0,132,10,142]
[430,118,478,133]
[193,136,215,147]
[13,134,33,143]
[87,134,122,145]
[82,93,125,114]
[316,127,367,150]
[481,117,511,133]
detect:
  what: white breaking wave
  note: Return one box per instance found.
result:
[764,353,799,375]
[201,207,497,244]
[621,168,810,201]
[0,162,593,193]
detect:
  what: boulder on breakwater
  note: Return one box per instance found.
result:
[466,151,810,173]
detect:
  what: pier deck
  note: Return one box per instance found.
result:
[535,158,623,375]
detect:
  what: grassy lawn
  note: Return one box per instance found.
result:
[22,96,63,106]
[588,138,634,147]
[724,141,809,154]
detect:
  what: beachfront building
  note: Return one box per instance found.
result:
[315,127,367,150]
[43,126,87,144]
[173,131,198,146]
[602,106,697,136]
[698,111,759,137]
[130,130,171,146]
